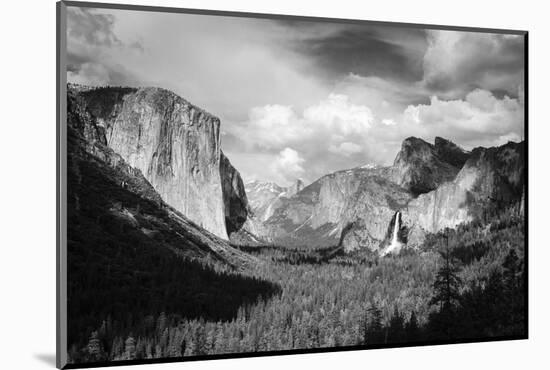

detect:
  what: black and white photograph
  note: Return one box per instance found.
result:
[59,1,526,367]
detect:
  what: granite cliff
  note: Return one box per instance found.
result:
[403,140,525,246]
[390,136,469,195]
[70,84,524,255]
[66,85,257,268]
[220,152,248,235]
[69,84,249,240]
[261,167,411,249]
[253,137,523,254]
[245,179,305,222]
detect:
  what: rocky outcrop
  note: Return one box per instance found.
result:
[73,83,524,254]
[258,136,523,254]
[245,179,305,222]
[245,181,285,221]
[403,141,525,246]
[519,187,525,216]
[105,87,227,238]
[264,167,412,249]
[284,179,305,197]
[434,136,470,168]
[460,141,524,202]
[391,137,469,195]
[67,86,258,269]
[220,152,249,235]
[71,84,250,240]
[67,86,113,147]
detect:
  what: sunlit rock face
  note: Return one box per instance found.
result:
[70,84,525,252]
[260,136,523,254]
[264,167,412,249]
[258,136,472,251]
[402,141,525,246]
[104,87,228,238]
[73,85,250,240]
[66,85,259,269]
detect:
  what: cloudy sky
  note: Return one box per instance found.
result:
[66,6,525,187]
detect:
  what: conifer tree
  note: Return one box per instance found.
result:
[86,331,104,361]
[429,235,462,338]
[366,305,384,344]
[430,237,462,310]
[124,336,136,360]
[388,306,405,343]
[503,248,520,292]
[405,311,419,341]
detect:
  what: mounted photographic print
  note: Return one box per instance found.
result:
[56,1,528,368]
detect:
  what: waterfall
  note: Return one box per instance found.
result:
[382,211,402,256]
[391,211,401,246]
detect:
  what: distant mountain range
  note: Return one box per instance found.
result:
[67,83,525,258]
[245,179,304,222]
[247,138,524,253]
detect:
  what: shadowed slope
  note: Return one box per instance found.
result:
[66,89,280,360]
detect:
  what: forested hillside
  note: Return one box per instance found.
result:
[70,203,524,363]
[66,87,281,363]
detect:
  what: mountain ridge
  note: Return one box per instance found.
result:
[390,136,469,195]
[70,83,524,257]
[249,136,523,254]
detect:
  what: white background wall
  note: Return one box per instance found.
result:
[1,0,547,369]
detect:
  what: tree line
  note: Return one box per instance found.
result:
[69,204,525,364]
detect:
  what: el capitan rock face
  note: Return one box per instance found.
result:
[106,87,227,238]
[66,86,257,269]
[71,85,250,240]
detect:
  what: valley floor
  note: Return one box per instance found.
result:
[69,208,525,364]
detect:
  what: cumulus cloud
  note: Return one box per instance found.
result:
[270,148,306,184]
[401,88,524,148]
[245,105,302,148]
[226,93,376,183]
[234,94,373,150]
[66,6,525,186]
[303,94,374,134]
[225,87,523,184]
